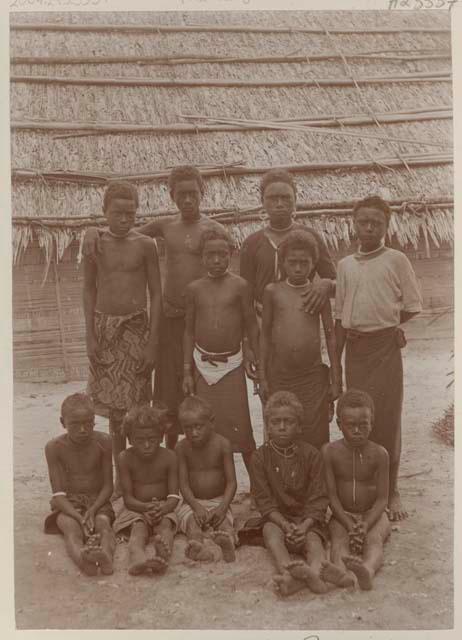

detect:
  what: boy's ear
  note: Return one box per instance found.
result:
[60,416,65,429]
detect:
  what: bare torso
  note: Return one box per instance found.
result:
[48,432,109,496]
[178,433,228,500]
[269,282,322,370]
[328,440,382,513]
[122,447,174,502]
[162,216,224,310]
[189,273,245,353]
[95,231,151,315]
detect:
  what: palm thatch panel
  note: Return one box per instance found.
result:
[10,82,453,124]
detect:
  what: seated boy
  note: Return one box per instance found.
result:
[183,228,259,476]
[321,389,391,590]
[250,391,330,597]
[114,405,180,575]
[44,393,115,576]
[259,230,341,449]
[176,396,238,563]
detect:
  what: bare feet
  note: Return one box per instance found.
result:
[153,534,171,562]
[147,556,168,575]
[128,548,150,576]
[320,561,356,588]
[273,570,307,597]
[285,560,328,594]
[388,492,408,521]
[209,530,236,563]
[343,555,373,590]
[80,534,113,575]
[185,540,215,562]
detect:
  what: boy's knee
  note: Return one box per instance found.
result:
[95,514,113,530]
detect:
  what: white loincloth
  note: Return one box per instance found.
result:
[193,344,243,386]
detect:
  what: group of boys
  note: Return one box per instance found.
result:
[44,165,422,597]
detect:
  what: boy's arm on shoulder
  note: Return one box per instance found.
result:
[138,216,169,239]
[220,437,237,508]
[363,445,389,531]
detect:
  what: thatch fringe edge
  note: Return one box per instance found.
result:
[12,204,454,268]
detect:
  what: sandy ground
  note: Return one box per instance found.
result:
[14,328,453,630]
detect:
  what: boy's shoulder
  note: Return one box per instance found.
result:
[365,440,389,460]
[45,433,67,451]
[92,430,112,450]
[210,432,232,451]
[241,228,266,249]
[297,440,322,459]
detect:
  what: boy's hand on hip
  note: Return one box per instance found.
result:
[301,279,331,314]
[182,374,195,396]
[86,336,102,365]
[136,350,156,375]
[82,227,101,259]
[259,379,270,404]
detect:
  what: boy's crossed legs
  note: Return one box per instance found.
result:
[128,517,175,576]
[325,513,391,590]
[56,513,115,576]
[263,522,329,597]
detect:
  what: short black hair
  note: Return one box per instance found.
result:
[168,165,204,195]
[260,169,296,199]
[122,405,167,440]
[263,390,304,425]
[352,196,391,226]
[61,393,94,419]
[278,229,320,265]
[178,396,214,424]
[199,228,234,254]
[103,180,139,212]
[336,389,375,421]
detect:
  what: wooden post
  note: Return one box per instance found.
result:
[52,261,72,382]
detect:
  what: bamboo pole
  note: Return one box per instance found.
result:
[11,154,453,185]
[10,71,451,88]
[11,109,452,139]
[10,23,451,35]
[52,261,71,382]
[10,50,452,66]
[12,199,454,227]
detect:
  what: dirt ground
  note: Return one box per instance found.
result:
[14,325,453,630]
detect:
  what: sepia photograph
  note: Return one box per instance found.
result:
[9,3,454,631]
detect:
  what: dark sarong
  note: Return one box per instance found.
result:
[268,362,330,449]
[44,493,115,536]
[195,364,256,454]
[153,312,185,434]
[345,327,402,464]
[87,309,152,422]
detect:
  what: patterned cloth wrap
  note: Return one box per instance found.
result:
[87,309,152,427]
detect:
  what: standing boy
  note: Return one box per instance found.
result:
[83,166,227,449]
[83,181,162,487]
[114,405,180,575]
[250,391,330,597]
[335,196,422,521]
[321,389,391,591]
[176,396,238,563]
[44,393,115,576]
[240,169,336,323]
[183,228,259,474]
[259,230,341,449]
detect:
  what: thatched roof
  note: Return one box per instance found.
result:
[10,10,453,264]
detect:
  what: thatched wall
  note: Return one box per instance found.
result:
[10,10,453,381]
